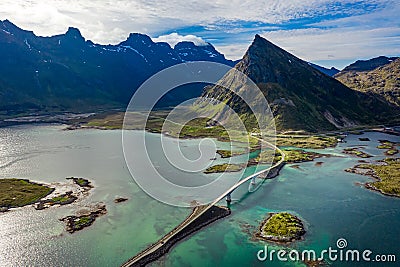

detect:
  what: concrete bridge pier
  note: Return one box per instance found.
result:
[226,193,231,204]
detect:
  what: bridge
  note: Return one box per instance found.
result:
[122,137,285,267]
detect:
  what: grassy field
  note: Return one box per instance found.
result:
[74,216,93,228]
[249,148,324,165]
[275,135,338,149]
[72,111,168,131]
[0,179,54,209]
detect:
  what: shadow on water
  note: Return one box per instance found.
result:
[233,176,280,209]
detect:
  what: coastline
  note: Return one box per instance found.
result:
[364,182,400,198]
[0,177,92,212]
[346,159,400,198]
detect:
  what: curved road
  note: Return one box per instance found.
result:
[122,137,285,267]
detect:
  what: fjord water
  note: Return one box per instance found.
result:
[0,125,399,267]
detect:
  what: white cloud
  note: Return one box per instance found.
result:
[152,33,207,47]
[213,43,250,60]
[259,26,400,69]
[0,0,386,44]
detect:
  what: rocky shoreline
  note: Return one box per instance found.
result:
[35,191,78,210]
[345,158,400,198]
[34,177,93,210]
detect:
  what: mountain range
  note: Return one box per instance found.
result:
[1,20,398,131]
[0,19,236,113]
[195,35,399,132]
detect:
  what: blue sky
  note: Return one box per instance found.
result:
[0,0,399,69]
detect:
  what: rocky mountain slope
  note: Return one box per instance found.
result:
[335,57,400,106]
[196,35,398,132]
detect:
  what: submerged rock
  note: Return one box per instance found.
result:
[114,197,128,203]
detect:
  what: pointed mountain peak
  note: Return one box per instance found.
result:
[65,27,84,40]
[253,34,264,42]
[251,34,277,48]
[198,34,398,132]
[236,34,309,84]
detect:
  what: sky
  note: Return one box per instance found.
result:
[0,0,399,69]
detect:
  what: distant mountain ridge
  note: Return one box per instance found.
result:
[335,57,400,106]
[0,20,236,113]
[308,62,340,77]
[340,56,399,72]
[196,35,399,132]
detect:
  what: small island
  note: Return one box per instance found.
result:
[346,157,400,197]
[0,178,54,212]
[249,148,326,165]
[205,148,329,174]
[66,177,93,189]
[60,202,107,233]
[35,191,77,210]
[343,147,372,158]
[216,149,247,158]
[377,140,399,156]
[256,212,306,243]
[114,197,129,203]
[204,163,244,174]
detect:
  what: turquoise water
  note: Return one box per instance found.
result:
[0,125,399,266]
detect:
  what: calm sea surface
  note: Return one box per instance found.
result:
[0,125,399,267]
